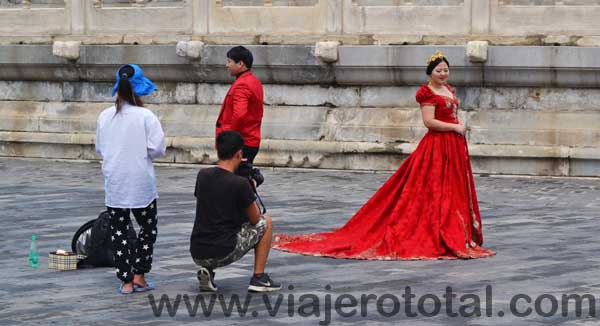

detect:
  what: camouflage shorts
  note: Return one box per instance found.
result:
[193,217,266,269]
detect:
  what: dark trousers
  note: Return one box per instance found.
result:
[242,146,259,164]
[107,199,158,283]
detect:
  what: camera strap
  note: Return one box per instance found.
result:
[256,191,267,215]
[252,184,267,214]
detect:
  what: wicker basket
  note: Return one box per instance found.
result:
[48,251,78,271]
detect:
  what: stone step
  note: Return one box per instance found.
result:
[0,131,598,176]
[1,101,599,146]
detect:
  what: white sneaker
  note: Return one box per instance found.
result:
[197,266,217,292]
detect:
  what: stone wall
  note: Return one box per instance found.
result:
[1,1,599,176]
[0,44,599,176]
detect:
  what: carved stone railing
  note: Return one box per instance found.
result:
[0,0,65,8]
[492,0,600,36]
[0,0,69,36]
[2,1,600,44]
[92,0,185,8]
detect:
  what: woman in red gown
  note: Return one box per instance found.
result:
[272,51,495,260]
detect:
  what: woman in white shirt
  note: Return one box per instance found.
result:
[95,64,166,294]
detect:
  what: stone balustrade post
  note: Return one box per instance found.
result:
[69,0,85,35]
[471,0,491,35]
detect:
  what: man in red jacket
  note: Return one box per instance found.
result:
[216,46,264,166]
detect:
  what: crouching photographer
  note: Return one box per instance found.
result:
[190,131,281,292]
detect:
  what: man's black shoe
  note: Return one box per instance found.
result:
[248,273,281,292]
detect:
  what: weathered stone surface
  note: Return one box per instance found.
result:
[197,84,361,108]
[38,103,105,134]
[0,36,52,45]
[490,2,600,37]
[123,35,191,45]
[62,82,114,102]
[52,41,81,60]
[0,7,69,36]
[462,87,600,112]
[3,2,600,45]
[467,40,488,62]
[319,35,364,45]
[208,1,335,36]
[153,105,218,138]
[373,35,423,45]
[483,35,542,46]
[360,86,421,108]
[201,34,260,45]
[471,156,570,176]
[4,44,600,88]
[1,43,600,175]
[570,158,600,176]
[1,128,598,176]
[0,82,63,102]
[87,4,191,35]
[196,84,228,105]
[0,3,600,178]
[314,41,340,63]
[327,107,425,143]
[0,102,42,132]
[144,83,197,104]
[542,35,574,45]
[576,36,600,47]
[176,40,204,59]
[155,104,330,141]
[173,83,197,104]
[258,35,321,45]
[343,3,471,36]
[264,85,360,107]
[422,36,470,45]
[262,107,330,141]
[53,35,124,45]
[61,82,197,104]
[1,82,599,176]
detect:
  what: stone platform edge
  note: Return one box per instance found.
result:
[0,131,597,177]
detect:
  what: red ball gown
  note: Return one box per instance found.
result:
[272,84,495,260]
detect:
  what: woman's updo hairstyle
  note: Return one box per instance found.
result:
[426,50,450,76]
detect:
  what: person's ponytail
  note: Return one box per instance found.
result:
[115,65,143,114]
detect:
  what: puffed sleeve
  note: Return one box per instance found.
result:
[415,85,436,106]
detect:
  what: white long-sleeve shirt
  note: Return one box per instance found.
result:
[95,103,166,208]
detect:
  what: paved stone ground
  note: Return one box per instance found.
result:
[0,158,599,326]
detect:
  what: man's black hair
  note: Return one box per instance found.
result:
[216,131,244,160]
[226,46,254,69]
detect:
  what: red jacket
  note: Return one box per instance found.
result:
[215,71,264,148]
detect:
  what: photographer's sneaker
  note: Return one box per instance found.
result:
[197,266,217,292]
[248,273,281,292]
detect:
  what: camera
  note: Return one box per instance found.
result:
[237,162,264,188]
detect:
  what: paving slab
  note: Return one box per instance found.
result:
[0,158,599,325]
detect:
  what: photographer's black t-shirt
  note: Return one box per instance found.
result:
[190,167,256,259]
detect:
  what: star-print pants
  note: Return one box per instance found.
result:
[107,199,158,283]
